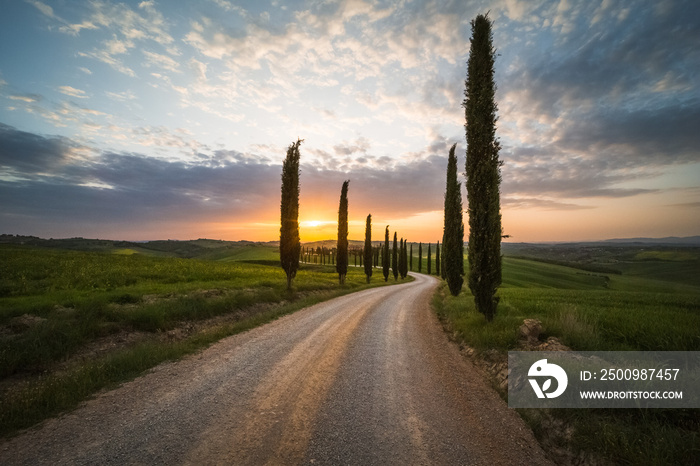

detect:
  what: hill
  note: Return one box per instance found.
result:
[0,234,277,260]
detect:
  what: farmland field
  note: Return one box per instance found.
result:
[0,239,408,437]
[434,245,700,465]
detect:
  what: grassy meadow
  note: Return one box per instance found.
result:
[434,247,700,465]
[0,239,408,437]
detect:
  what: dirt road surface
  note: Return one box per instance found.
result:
[0,273,552,465]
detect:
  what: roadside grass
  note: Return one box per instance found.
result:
[0,244,408,437]
[433,255,700,465]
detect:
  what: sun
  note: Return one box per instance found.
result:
[305,220,322,228]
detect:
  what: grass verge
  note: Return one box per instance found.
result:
[0,244,411,437]
[433,256,700,465]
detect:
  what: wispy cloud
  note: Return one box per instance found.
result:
[57,86,89,99]
[8,94,42,103]
[142,50,180,73]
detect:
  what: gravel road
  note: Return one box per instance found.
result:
[0,273,552,465]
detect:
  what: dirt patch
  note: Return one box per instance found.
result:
[2,314,47,335]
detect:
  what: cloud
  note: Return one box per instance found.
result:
[333,137,370,156]
[43,1,178,76]
[0,124,280,225]
[26,0,55,19]
[57,86,89,99]
[501,197,592,211]
[105,90,136,101]
[492,0,700,203]
[0,123,83,175]
[0,125,452,234]
[8,94,42,103]
[77,49,136,77]
[142,50,180,73]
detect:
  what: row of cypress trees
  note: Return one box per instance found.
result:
[282,14,502,321]
[433,13,503,323]
[283,144,460,288]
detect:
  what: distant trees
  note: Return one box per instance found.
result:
[280,139,302,290]
[336,180,350,285]
[465,13,502,321]
[364,214,373,283]
[444,143,465,296]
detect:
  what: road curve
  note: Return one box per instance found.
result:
[0,273,552,465]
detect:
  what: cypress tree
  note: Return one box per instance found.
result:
[364,214,372,283]
[444,143,464,295]
[382,226,390,281]
[435,241,440,277]
[418,242,422,273]
[280,139,302,290]
[409,243,413,271]
[336,180,350,284]
[392,232,398,280]
[441,232,447,279]
[427,243,432,275]
[401,239,409,278]
[398,238,405,279]
[465,14,502,321]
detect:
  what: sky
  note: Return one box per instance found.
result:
[0,0,698,243]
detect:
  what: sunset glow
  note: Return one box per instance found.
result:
[0,1,698,243]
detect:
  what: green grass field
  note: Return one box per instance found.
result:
[0,242,407,437]
[434,252,700,465]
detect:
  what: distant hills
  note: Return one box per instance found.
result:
[0,234,279,259]
[602,236,700,245]
[2,234,699,257]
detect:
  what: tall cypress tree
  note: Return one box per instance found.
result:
[441,232,447,279]
[444,143,464,296]
[418,242,422,273]
[392,232,398,280]
[465,14,502,321]
[336,180,350,285]
[382,226,390,281]
[409,243,413,271]
[364,214,372,283]
[401,239,408,278]
[280,139,302,290]
[427,243,432,275]
[435,241,440,277]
